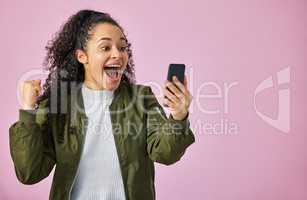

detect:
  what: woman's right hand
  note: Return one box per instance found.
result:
[21,79,42,110]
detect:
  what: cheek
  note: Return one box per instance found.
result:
[89,53,108,72]
[123,53,129,67]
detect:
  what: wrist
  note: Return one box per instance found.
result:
[171,111,189,121]
[22,103,37,110]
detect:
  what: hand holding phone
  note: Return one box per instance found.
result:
[163,64,186,107]
[163,63,192,120]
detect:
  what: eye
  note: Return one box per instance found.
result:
[119,45,129,52]
[100,46,111,51]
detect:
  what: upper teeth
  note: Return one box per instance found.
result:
[106,64,121,68]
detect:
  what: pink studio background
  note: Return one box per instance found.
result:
[1,0,306,199]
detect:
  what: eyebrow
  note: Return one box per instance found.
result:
[98,37,127,43]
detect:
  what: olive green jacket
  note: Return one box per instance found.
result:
[9,82,195,200]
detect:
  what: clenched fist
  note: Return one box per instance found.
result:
[21,79,42,110]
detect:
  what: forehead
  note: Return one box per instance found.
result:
[90,23,125,42]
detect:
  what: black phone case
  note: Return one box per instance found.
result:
[167,64,185,84]
[164,64,186,107]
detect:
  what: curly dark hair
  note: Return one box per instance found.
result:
[37,9,136,106]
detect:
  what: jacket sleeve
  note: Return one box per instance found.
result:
[9,100,56,184]
[145,86,195,165]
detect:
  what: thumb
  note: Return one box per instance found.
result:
[33,79,41,86]
[184,75,188,88]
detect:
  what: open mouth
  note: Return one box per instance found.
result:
[103,64,123,80]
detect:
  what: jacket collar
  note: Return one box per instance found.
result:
[71,81,125,131]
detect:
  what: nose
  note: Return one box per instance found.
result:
[111,46,122,59]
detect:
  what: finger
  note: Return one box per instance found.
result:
[30,79,40,85]
[33,89,40,96]
[164,97,175,108]
[163,87,181,104]
[164,91,187,111]
[165,80,183,99]
[33,79,41,87]
[37,87,42,94]
[33,84,41,91]
[184,75,187,88]
[172,76,187,95]
[175,76,192,102]
[33,86,42,95]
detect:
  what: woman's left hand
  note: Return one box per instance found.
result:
[163,75,193,121]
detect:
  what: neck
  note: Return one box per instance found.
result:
[83,80,104,90]
[84,68,105,90]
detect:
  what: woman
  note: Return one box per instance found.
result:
[9,9,195,200]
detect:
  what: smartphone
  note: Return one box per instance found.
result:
[167,64,185,84]
[164,64,186,107]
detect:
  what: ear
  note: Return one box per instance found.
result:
[75,49,88,64]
